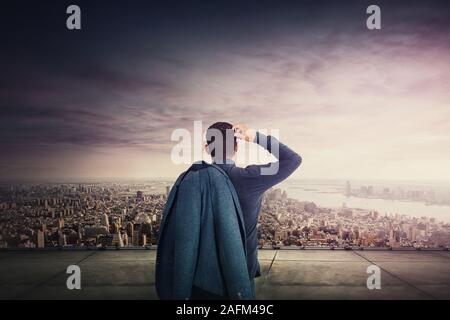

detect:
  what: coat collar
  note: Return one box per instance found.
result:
[213,159,236,167]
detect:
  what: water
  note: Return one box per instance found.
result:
[280,180,450,223]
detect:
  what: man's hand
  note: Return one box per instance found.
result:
[233,123,257,142]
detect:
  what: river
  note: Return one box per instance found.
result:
[280,180,450,223]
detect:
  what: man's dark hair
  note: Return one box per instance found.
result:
[206,122,237,161]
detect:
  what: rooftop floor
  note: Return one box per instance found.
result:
[1,249,449,300]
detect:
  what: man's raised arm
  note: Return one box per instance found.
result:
[233,124,302,192]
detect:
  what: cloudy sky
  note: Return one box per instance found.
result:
[1,0,449,181]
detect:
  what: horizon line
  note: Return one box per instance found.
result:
[1,177,450,184]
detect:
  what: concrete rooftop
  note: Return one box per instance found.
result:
[0,249,449,300]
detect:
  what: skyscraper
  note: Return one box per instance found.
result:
[111,222,120,234]
[36,230,45,248]
[132,230,140,246]
[112,232,124,248]
[58,231,67,246]
[101,213,109,231]
[165,186,171,198]
[126,222,134,237]
[122,233,128,246]
[58,217,65,229]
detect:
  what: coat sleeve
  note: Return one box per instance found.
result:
[211,173,254,299]
[244,132,302,193]
[173,173,202,299]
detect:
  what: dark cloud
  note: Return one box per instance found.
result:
[0,0,449,178]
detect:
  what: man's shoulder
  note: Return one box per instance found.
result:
[229,164,270,179]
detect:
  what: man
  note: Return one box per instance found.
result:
[156,135,254,300]
[206,122,302,289]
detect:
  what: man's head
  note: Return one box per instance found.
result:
[205,122,237,163]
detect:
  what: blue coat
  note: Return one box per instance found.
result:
[155,161,254,300]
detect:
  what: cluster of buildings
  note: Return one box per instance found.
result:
[345,181,450,206]
[0,183,169,249]
[258,189,450,248]
[0,183,449,249]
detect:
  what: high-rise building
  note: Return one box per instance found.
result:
[122,233,128,246]
[411,227,418,242]
[58,232,67,246]
[345,181,351,197]
[101,213,109,231]
[58,217,65,229]
[142,222,152,236]
[112,232,124,248]
[165,186,171,198]
[36,230,45,248]
[111,222,120,234]
[126,222,134,237]
[132,230,140,246]
[137,191,144,200]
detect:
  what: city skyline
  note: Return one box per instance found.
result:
[1,182,449,249]
[1,0,450,181]
[2,177,450,185]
